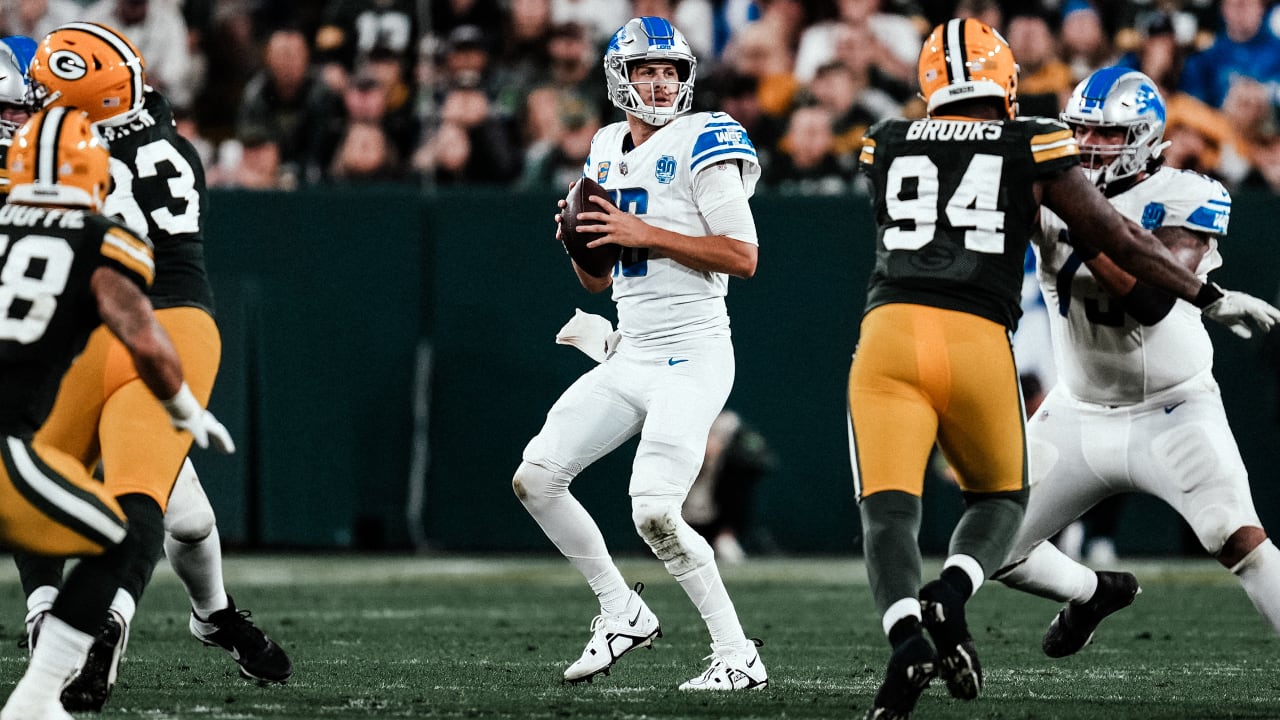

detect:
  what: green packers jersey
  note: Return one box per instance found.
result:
[97,89,214,313]
[858,116,1079,329]
[0,206,154,438]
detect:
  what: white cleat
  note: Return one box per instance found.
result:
[679,639,768,691]
[563,582,661,684]
[0,697,74,720]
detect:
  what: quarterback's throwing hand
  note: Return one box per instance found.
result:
[1202,285,1280,339]
[163,383,237,454]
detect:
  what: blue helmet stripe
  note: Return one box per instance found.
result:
[1079,66,1132,108]
[640,17,676,49]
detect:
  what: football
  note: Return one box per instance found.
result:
[561,177,621,278]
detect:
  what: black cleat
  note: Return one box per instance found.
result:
[920,580,982,701]
[190,596,293,683]
[863,633,938,720]
[1043,571,1141,658]
[61,610,126,712]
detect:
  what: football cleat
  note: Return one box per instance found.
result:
[0,697,74,720]
[563,582,661,684]
[919,580,982,700]
[863,633,938,720]
[190,596,293,684]
[1042,571,1141,658]
[678,638,768,691]
[60,609,127,713]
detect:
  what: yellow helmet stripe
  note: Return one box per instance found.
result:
[35,105,69,185]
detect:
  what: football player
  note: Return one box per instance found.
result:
[514,17,768,690]
[0,34,37,199]
[994,67,1280,655]
[851,19,1280,720]
[11,22,291,712]
[0,107,233,720]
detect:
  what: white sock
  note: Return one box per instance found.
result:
[165,525,229,618]
[25,585,59,624]
[675,561,749,651]
[581,565,631,615]
[8,615,92,703]
[999,541,1098,603]
[110,588,137,626]
[1231,538,1280,634]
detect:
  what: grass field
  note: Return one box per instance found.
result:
[0,555,1276,719]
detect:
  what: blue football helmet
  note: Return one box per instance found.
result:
[604,17,696,127]
[1061,67,1169,189]
[0,35,35,138]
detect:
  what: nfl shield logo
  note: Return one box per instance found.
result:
[619,161,628,176]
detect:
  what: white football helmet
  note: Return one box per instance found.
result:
[0,35,36,138]
[604,16,696,127]
[1061,67,1169,190]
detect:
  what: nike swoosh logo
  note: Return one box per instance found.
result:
[628,607,643,626]
[1164,401,1186,414]
[668,358,689,366]
[746,654,757,668]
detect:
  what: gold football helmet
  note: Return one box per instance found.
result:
[918,18,1018,119]
[29,22,146,123]
[8,106,110,210]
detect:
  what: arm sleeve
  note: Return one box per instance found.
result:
[693,161,758,245]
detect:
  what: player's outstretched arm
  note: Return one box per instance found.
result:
[1041,167,1280,337]
[90,267,235,453]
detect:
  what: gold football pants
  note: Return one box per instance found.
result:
[0,435,126,556]
[35,306,221,511]
[848,303,1026,499]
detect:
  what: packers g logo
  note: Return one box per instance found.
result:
[48,50,88,80]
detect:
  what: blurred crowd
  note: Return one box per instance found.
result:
[10,0,1280,195]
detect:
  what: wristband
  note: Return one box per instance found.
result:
[162,383,200,420]
[1192,282,1224,309]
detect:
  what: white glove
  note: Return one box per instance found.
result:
[1201,284,1280,339]
[162,383,236,454]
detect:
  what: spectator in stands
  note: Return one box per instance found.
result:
[1059,0,1114,83]
[491,0,553,116]
[429,0,504,47]
[721,16,798,119]
[329,120,402,182]
[549,0,629,47]
[517,95,599,190]
[830,19,916,109]
[1115,10,1185,94]
[315,67,414,182]
[188,0,258,141]
[512,20,610,148]
[1005,12,1074,118]
[210,123,285,189]
[411,84,522,185]
[2,0,79,39]
[313,0,418,93]
[1180,0,1280,110]
[954,0,1003,33]
[358,47,418,159]
[237,27,344,187]
[84,0,196,109]
[804,60,896,161]
[793,0,918,85]
[760,105,855,195]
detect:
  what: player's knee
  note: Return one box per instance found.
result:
[1217,526,1267,569]
[631,496,712,574]
[164,505,215,543]
[512,461,570,506]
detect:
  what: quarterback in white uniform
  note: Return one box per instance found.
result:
[513,17,767,690]
[995,68,1280,655]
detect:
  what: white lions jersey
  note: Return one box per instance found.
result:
[1033,166,1230,405]
[583,111,760,348]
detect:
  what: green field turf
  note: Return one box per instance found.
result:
[0,555,1275,719]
